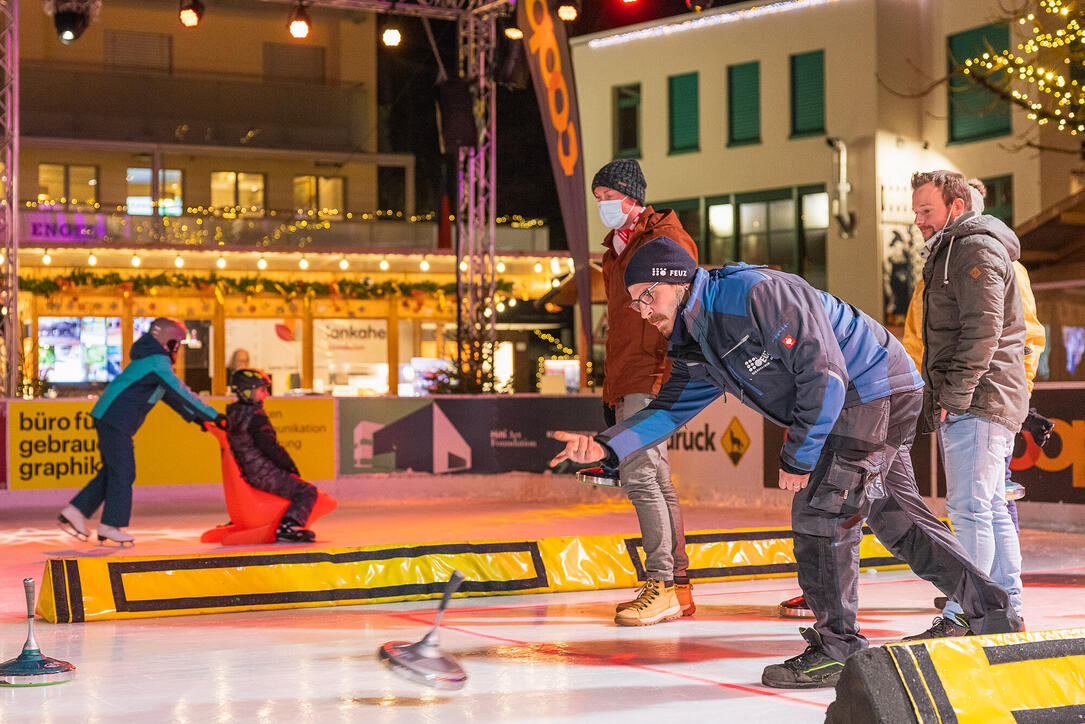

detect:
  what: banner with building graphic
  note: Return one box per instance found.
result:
[336,396,605,476]
[518,0,593,358]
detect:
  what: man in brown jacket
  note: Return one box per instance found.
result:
[592,159,699,626]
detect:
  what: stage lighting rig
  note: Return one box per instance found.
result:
[179,0,204,27]
[288,2,311,39]
[42,0,100,45]
[556,1,580,22]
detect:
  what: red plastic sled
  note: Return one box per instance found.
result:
[200,423,337,545]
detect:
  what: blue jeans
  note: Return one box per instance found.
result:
[939,413,1023,618]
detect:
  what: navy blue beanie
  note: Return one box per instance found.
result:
[624,236,697,288]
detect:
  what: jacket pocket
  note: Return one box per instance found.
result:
[809,450,885,516]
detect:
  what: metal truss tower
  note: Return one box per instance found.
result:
[454,5,498,392]
[0,0,17,397]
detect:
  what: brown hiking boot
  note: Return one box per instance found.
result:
[614,578,680,627]
[675,582,695,616]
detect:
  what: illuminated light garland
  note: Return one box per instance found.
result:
[586,0,840,49]
[964,0,1085,136]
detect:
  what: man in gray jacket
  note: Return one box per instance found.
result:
[908,170,1029,638]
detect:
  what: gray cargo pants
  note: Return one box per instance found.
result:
[617,393,689,582]
[791,388,1020,662]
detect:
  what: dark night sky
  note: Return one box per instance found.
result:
[377,1,730,249]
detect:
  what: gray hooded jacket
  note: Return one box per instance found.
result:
[920,211,1028,433]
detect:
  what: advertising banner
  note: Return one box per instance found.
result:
[336,396,606,476]
[10,397,336,489]
[518,0,593,354]
[1008,387,1085,504]
[667,396,766,501]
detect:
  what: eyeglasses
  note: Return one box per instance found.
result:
[629,281,661,312]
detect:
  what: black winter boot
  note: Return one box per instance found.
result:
[276,517,316,543]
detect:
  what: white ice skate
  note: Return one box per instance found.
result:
[57,505,89,542]
[97,524,135,548]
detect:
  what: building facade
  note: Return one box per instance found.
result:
[15,0,570,397]
[570,0,1080,325]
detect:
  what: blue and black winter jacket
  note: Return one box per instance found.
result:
[598,265,923,473]
[91,333,220,436]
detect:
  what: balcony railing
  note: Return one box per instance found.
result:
[19,209,550,253]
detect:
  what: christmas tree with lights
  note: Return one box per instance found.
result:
[961,0,1085,136]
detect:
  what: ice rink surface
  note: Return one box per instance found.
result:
[1,498,1083,723]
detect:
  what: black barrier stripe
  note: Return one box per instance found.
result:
[1012,704,1085,723]
[887,645,941,723]
[50,559,69,624]
[106,541,547,614]
[64,560,84,624]
[113,576,549,613]
[106,541,539,575]
[1020,573,1085,586]
[909,644,958,723]
[984,637,1085,665]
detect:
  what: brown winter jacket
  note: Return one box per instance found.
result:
[601,206,699,406]
[919,211,1029,434]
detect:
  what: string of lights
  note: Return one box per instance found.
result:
[963,0,1085,135]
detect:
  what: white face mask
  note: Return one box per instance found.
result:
[598,199,630,230]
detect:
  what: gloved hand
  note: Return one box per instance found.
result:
[213,413,228,431]
[1022,408,1054,449]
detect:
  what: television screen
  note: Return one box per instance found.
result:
[39,317,125,384]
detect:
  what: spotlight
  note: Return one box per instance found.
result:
[178,0,203,28]
[533,262,543,273]
[299,257,309,270]
[54,12,87,43]
[44,0,99,44]
[131,254,142,267]
[257,257,268,270]
[87,253,97,266]
[174,255,184,268]
[504,26,523,40]
[379,258,389,271]
[420,258,430,272]
[382,27,402,47]
[338,258,349,270]
[42,252,52,265]
[216,256,226,269]
[288,3,310,39]
[557,1,580,21]
[496,261,506,273]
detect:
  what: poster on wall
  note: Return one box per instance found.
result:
[313,319,388,395]
[225,319,303,395]
[882,224,924,325]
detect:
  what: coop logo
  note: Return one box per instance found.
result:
[522,0,578,176]
[1011,417,1085,487]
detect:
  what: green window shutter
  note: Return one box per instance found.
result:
[728,62,760,145]
[948,24,1011,143]
[979,174,1014,227]
[669,72,699,153]
[791,50,825,136]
